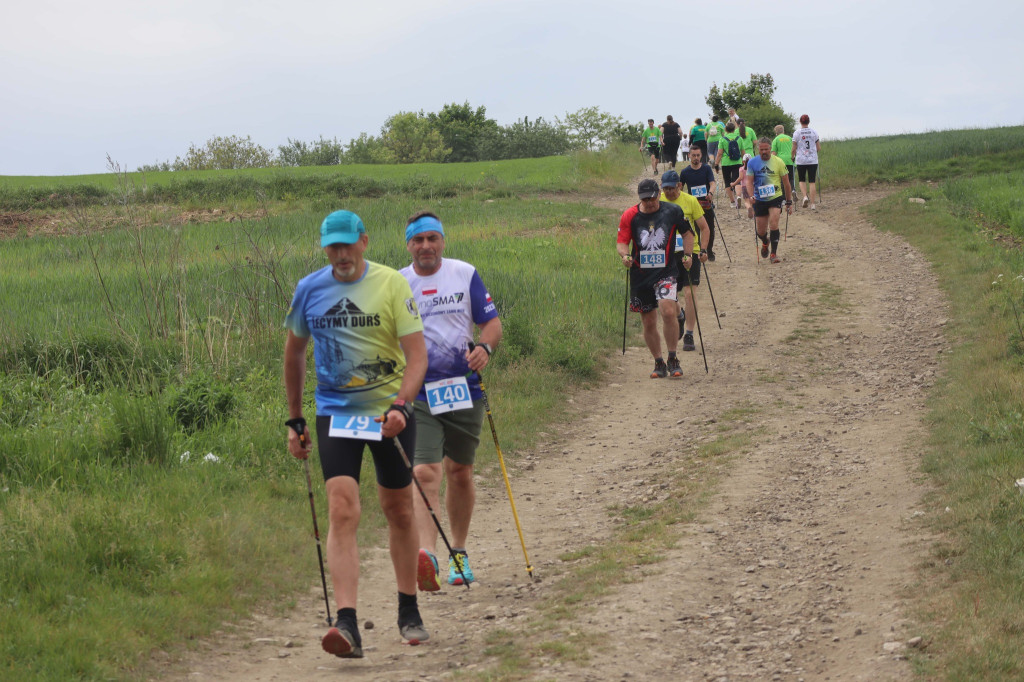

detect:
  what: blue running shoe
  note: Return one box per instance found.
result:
[417,549,441,592]
[448,551,475,585]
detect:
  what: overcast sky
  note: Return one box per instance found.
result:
[3,0,1021,177]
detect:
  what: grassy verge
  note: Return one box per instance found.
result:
[863,188,1024,680]
[802,125,1024,191]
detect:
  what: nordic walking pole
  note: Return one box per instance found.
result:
[683,268,709,374]
[468,344,535,580]
[701,260,722,329]
[621,266,629,355]
[391,433,471,589]
[285,418,333,627]
[784,209,790,241]
[712,209,731,263]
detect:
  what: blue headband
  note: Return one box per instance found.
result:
[405,215,445,242]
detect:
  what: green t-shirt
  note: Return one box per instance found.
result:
[771,134,793,165]
[738,127,757,156]
[719,132,743,166]
[689,124,707,142]
[706,121,724,140]
[642,127,661,147]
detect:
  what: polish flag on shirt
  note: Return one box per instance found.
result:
[422,288,437,295]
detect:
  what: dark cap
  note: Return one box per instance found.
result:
[660,170,680,187]
[799,114,810,124]
[637,179,660,199]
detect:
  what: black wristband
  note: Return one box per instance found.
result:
[284,417,306,437]
[479,342,493,356]
[386,400,414,422]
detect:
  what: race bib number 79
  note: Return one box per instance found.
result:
[328,414,383,441]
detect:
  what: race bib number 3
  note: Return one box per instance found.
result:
[425,376,473,415]
[757,185,777,199]
[639,250,666,268]
[328,414,383,441]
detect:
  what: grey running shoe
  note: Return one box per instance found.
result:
[322,622,363,658]
[682,333,696,352]
[650,359,668,379]
[667,356,682,378]
[398,610,430,644]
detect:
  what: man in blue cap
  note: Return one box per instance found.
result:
[283,209,429,658]
[399,211,503,590]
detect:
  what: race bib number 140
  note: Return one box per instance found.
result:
[424,376,473,415]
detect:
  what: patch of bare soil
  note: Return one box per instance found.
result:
[155,181,945,681]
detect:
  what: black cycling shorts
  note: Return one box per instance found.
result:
[753,197,785,217]
[722,165,740,187]
[315,414,414,489]
[797,164,818,182]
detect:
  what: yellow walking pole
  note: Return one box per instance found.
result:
[470,344,535,580]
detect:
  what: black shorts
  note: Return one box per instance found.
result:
[797,164,818,182]
[315,414,414,489]
[629,273,678,313]
[722,165,740,187]
[663,138,681,162]
[676,254,701,288]
[646,144,660,157]
[753,197,785,217]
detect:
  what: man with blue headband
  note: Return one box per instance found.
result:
[284,209,430,657]
[400,211,503,590]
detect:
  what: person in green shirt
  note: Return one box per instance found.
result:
[714,122,745,208]
[689,118,708,169]
[705,116,724,173]
[771,125,795,193]
[736,119,757,159]
[640,118,663,176]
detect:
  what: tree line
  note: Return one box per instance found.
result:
[138,74,793,172]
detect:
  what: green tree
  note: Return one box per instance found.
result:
[377,111,451,164]
[344,133,386,164]
[559,106,629,151]
[172,135,274,170]
[427,102,499,163]
[277,136,345,166]
[706,73,795,135]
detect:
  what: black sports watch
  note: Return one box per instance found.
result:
[479,342,493,356]
[386,399,414,422]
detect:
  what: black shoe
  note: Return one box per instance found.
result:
[650,359,668,379]
[322,621,363,658]
[706,250,716,262]
[398,607,430,644]
[760,242,769,258]
[667,356,682,378]
[682,333,696,352]
[677,314,686,339]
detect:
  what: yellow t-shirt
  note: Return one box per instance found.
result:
[659,192,706,252]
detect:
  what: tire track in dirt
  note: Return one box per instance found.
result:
[158,183,945,681]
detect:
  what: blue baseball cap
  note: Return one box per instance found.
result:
[320,210,365,247]
[660,170,680,188]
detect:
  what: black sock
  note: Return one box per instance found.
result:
[770,229,780,253]
[761,235,769,245]
[654,356,664,364]
[335,608,361,645]
[398,591,420,624]
[668,351,677,359]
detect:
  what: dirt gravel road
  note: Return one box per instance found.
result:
[161,181,945,681]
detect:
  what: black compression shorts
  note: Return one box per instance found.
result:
[722,165,740,187]
[753,197,785,217]
[316,414,415,489]
[797,164,818,182]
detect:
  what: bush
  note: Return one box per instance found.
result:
[168,372,237,433]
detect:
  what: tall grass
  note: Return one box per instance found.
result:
[816,125,1024,188]
[943,169,1024,239]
